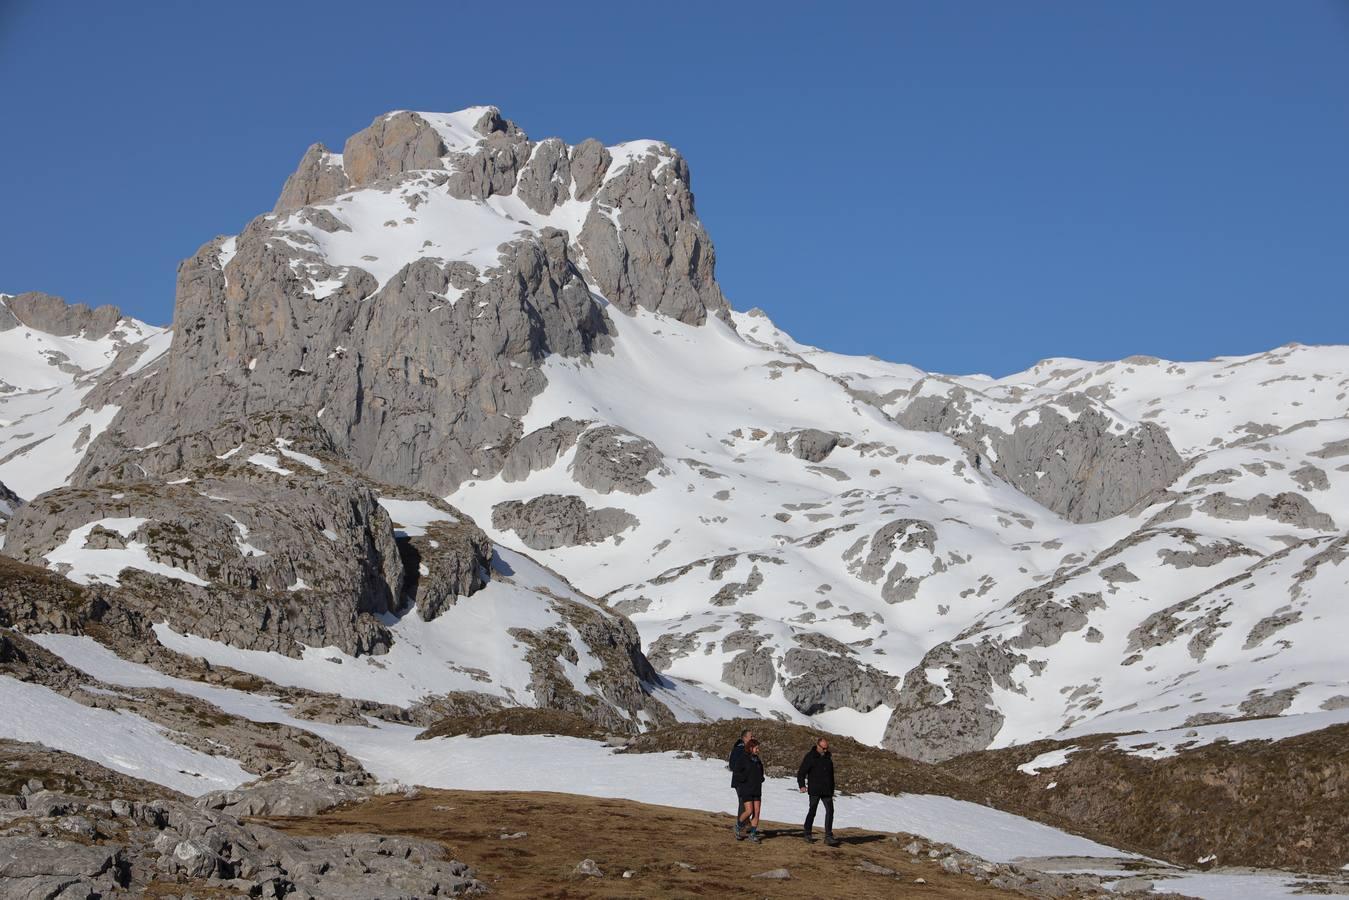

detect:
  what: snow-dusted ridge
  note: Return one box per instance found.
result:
[2,106,1347,765]
[0,292,169,498]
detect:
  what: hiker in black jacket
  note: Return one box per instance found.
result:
[797,737,838,845]
[732,738,766,842]
[727,729,752,835]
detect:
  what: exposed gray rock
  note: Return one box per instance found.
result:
[0,782,487,897]
[1007,591,1104,650]
[844,518,938,603]
[780,648,897,715]
[5,462,404,657]
[1238,685,1301,717]
[570,426,668,495]
[516,137,571,215]
[391,505,493,622]
[0,291,124,340]
[1310,438,1349,459]
[774,428,840,462]
[1156,536,1260,569]
[343,111,448,187]
[274,143,351,212]
[74,223,612,496]
[569,139,612,202]
[646,630,704,672]
[610,596,651,616]
[502,418,587,482]
[1197,491,1336,531]
[709,565,765,607]
[897,391,1185,523]
[1188,468,1242,488]
[491,494,638,550]
[1243,610,1301,649]
[720,628,768,654]
[577,144,728,325]
[0,835,126,896]
[507,591,664,734]
[444,108,532,202]
[722,647,776,697]
[68,108,735,500]
[196,767,370,818]
[1291,463,1330,492]
[1099,563,1139,584]
[882,639,1024,762]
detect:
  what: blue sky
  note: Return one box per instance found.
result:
[1,1,1346,375]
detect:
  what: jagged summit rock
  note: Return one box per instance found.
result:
[73,106,727,501]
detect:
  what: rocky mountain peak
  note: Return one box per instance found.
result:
[0,291,125,341]
[4,107,1347,774]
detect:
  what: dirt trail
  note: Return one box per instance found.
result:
[269,788,1026,898]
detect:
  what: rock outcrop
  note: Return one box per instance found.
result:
[780,647,898,715]
[0,291,124,340]
[274,144,350,212]
[492,494,638,550]
[897,389,1186,523]
[570,426,668,495]
[0,769,485,898]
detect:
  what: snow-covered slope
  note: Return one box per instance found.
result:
[452,299,1349,756]
[0,292,168,498]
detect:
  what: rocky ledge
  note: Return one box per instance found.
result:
[0,766,484,899]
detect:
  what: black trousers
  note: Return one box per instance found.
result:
[804,793,834,835]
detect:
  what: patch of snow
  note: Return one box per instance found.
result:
[0,674,250,796]
[1017,746,1079,775]
[246,453,292,476]
[44,517,209,587]
[377,497,459,537]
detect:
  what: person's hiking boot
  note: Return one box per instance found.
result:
[825,834,841,847]
[802,830,817,843]
[747,828,763,843]
[734,820,746,841]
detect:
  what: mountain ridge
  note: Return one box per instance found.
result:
[1,106,1346,768]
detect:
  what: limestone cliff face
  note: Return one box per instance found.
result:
[74,106,728,495]
[75,226,609,495]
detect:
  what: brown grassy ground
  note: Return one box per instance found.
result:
[267,789,1027,898]
[941,724,1349,874]
[419,707,608,741]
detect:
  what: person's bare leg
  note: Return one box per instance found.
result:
[750,800,761,831]
[738,800,753,832]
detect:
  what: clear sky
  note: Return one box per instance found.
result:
[2,1,1346,375]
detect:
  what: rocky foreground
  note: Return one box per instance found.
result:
[0,754,483,899]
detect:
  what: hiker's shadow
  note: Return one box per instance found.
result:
[836,834,886,845]
[757,830,887,845]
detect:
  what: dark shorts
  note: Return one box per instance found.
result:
[736,790,762,803]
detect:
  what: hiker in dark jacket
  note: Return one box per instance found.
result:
[797,737,838,845]
[732,738,766,842]
[727,729,752,832]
